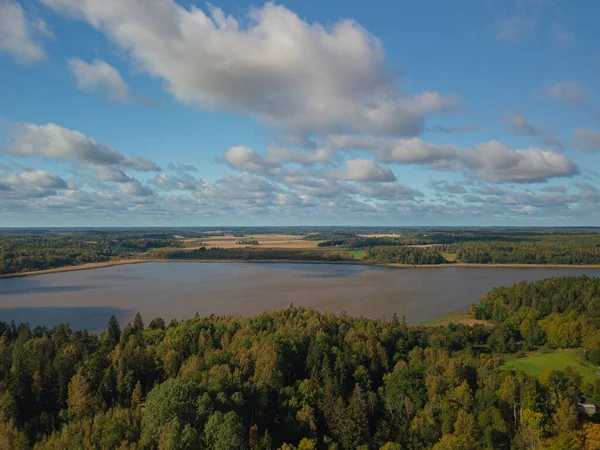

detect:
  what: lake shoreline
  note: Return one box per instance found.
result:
[3,258,600,279]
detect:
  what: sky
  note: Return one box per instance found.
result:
[0,0,599,227]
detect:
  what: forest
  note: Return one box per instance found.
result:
[2,276,600,449]
[0,230,181,275]
[3,228,600,276]
[448,235,600,265]
[153,247,358,262]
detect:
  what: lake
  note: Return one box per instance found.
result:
[1,262,600,332]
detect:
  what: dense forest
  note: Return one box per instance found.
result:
[449,235,600,265]
[3,228,600,276]
[0,231,181,275]
[470,276,600,358]
[364,247,448,265]
[152,247,357,262]
[2,277,600,448]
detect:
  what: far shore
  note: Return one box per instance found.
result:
[3,258,600,280]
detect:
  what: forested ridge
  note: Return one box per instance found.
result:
[3,277,600,448]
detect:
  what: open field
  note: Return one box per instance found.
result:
[344,249,367,260]
[416,311,496,327]
[501,350,599,384]
[442,252,458,261]
[178,234,323,250]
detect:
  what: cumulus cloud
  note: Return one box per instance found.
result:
[0,0,52,64]
[0,169,68,189]
[353,182,423,200]
[3,123,160,171]
[329,135,578,183]
[430,181,467,195]
[329,158,396,182]
[502,114,562,148]
[572,128,600,153]
[40,0,459,138]
[220,145,333,174]
[119,180,154,197]
[153,172,208,191]
[92,166,135,183]
[426,123,478,134]
[503,114,538,135]
[68,58,136,103]
[545,81,588,106]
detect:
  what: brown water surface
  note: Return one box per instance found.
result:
[1,262,599,332]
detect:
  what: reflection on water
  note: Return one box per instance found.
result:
[0,307,132,333]
[1,262,599,332]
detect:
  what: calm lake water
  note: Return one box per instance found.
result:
[1,262,600,332]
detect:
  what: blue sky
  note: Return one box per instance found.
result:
[0,0,599,226]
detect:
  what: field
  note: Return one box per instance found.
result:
[340,249,367,260]
[178,234,323,250]
[416,311,496,327]
[442,252,457,261]
[501,350,600,384]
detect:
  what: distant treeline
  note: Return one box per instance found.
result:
[366,246,448,265]
[448,235,600,265]
[151,247,357,262]
[0,231,182,275]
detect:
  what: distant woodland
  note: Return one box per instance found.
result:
[2,227,600,275]
[2,276,600,448]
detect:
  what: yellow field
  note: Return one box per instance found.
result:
[179,234,323,250]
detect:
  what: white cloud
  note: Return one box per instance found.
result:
[0,0,51,64]
[3,123,160,171]
[502,114,562,148]
[353,182,423,200]
[545,81,588,106]
[92,166,134,183]
[0,169,68,189]
[329,135,578,183]
[222,145,279,173]
[40,0,459,138]
[330,158,396,182]
[221,145,334,174]
[119,180,154,197]
[572,128,600,153]
[503,114,538,135]
[68,58,134,103]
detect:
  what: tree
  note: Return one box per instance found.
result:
[141,379,201,447]
[67,373,98,419]
[204,411,244,450]
[106,315,121,348]
[552,398,578,435]
[340,385,369,449]
[133,313,144,332]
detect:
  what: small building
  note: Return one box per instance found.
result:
[577,397,597,415]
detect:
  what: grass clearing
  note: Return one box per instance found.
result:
[501,349,599,384]
[415,311,496,327]
[442,252,457,261]
[345,249,367,260]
